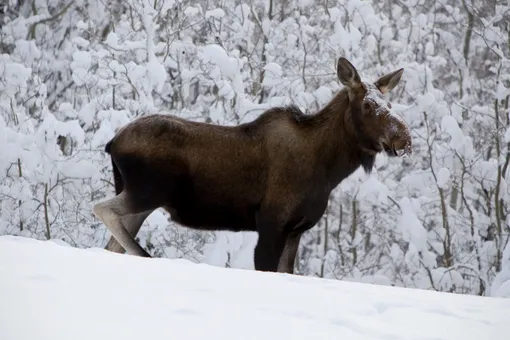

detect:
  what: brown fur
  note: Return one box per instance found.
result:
[92,57,412,273]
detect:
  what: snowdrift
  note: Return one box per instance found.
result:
[1,235,508,340]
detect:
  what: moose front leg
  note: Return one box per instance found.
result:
[254,233,286,272]
[254,213,287,272]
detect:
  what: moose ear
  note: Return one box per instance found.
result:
[375,68,404,94]
[337,57,362,88]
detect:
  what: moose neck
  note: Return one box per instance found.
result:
[309,89,375,190]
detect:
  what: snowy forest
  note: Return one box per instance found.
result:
[1,0,510,297]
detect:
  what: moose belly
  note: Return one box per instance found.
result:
[163,201,257,232]
[161,170,260,232]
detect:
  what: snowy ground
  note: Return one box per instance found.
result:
[1,235,509,340]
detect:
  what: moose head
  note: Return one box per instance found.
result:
[336,57,412,159]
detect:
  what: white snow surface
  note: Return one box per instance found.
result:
[1,236,509,340]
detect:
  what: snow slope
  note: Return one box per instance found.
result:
[1,236,508,340]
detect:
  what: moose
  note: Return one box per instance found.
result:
[92,57,412,274]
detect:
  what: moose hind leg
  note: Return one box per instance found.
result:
[93,192,151,257]
[105,211,153,254]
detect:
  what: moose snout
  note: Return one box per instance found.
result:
[383,116,412,157]
[392,135,412,157]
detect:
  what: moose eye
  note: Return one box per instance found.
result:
[363,102,372,111]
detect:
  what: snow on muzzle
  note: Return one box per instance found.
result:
[383,112,412,158]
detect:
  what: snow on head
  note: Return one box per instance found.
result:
[365,83,390,116]
[363,83,412,156]
[365,83,409,130]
